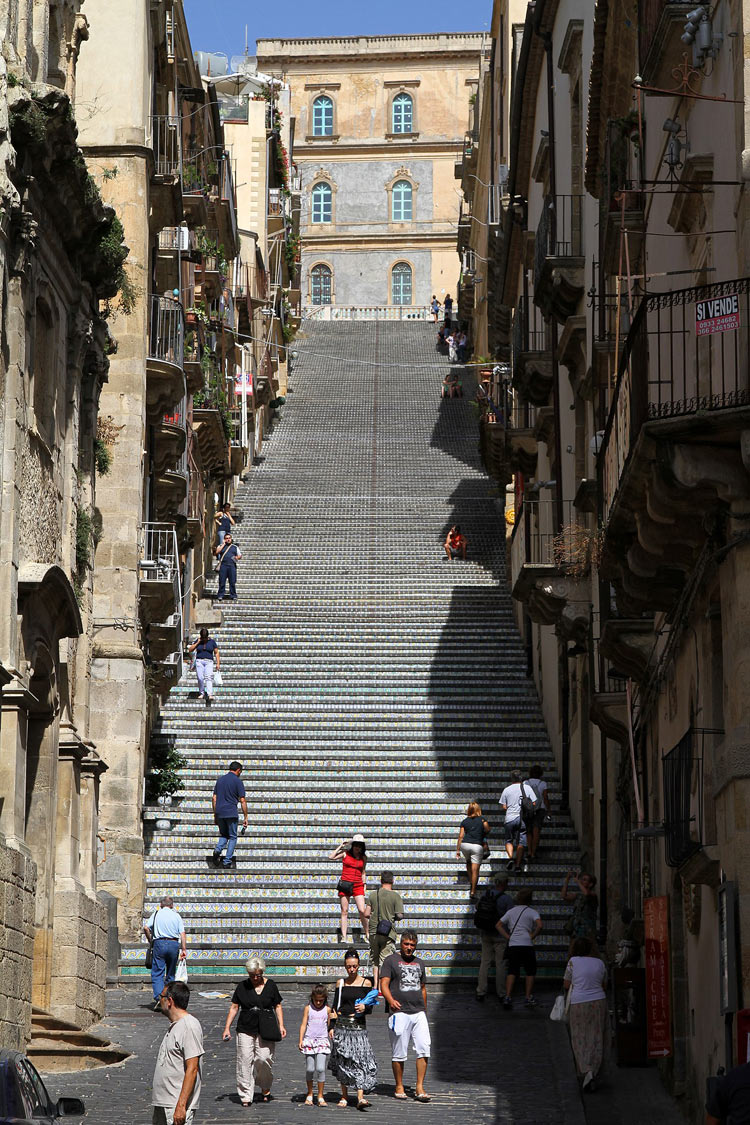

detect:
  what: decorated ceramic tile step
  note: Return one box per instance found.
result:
[132,322,589,984]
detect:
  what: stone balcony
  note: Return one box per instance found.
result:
[598,277,750,615]
[533,194,585,325]
[510,498,591,643]
[589,672,629,751]
[512,295,553,406]
[146,295,186,421]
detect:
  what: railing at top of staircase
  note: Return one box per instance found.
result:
[302,305,432,322]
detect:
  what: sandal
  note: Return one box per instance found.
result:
[357,1100,371,1111]
[318,1097,327,1107]
[262,1093,272,1102]
[337,1097,348,1108]
[305,1095,314,1105]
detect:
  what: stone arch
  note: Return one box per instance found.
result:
[385,167,419,226]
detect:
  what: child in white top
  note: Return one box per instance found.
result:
[299,984,333,1106]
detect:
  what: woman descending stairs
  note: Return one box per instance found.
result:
[124,321,582,984]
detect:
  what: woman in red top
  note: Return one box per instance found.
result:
[329,835,369,944]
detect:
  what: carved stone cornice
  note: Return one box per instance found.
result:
[508,428,538,476]
[512,564,590,638]
[513,351,553,407]
[590,690,629,749]
[533,405,555,447]
[557,315,587,395]
[534,259,585,325]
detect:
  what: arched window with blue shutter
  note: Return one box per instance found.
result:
[312,95,333,136]
[311,182,332,224]
[311,264,332,305]
[392,180,413,222]
[391,262,413,306]
[392,93,413,134]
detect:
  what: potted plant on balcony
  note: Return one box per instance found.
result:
[145,741,187,829]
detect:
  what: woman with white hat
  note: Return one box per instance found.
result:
[329,835,370,945]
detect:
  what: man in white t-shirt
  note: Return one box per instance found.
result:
[499,770,539,873]
[527,765,552,861]
[497,889,542,1010]
[152,981,204,1125]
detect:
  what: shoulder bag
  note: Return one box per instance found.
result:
[375,888,392,937]
[502,906,530,962]
[258,1006,282,1042]
[145,908,160,969]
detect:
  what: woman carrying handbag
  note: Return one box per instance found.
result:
[330,834,370,945]
[222,956,286,1106]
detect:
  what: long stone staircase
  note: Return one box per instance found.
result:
[122,321,582,984]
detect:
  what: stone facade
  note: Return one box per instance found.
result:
[0,842,35,1049]
[257,34,484,311]
[0,0,117,1041]
[463,0,750,1113]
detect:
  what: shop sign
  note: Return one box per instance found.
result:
[235,371,254,397]
[696,294,740,336]
[644,895,672,1058]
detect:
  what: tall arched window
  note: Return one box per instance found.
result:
[311,264,332,305]
[392,262,413,306]
[312,95,333,136]
[311,182,332,224]
[392,93,413,134]
[392,180,413,222]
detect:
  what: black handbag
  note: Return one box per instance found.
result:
[375,889,393,936]
[258,1007,282,1042]
[337,878,354,896]
[145,907,159,968]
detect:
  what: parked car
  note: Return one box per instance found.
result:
[0,1050,85,1122]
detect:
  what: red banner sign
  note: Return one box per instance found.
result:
[644,896,672,1058]
[696,294,740,336]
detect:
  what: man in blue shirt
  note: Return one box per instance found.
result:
[211,761,248,869]
[215,533,241,602]
[144,896,187,1009]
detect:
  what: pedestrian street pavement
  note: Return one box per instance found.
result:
[44,988,585,1124]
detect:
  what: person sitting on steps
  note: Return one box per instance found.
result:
[444,525,467,561]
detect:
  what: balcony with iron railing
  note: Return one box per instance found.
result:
[662,728,722,882]
[147,295,185,420]
[192,373,232,478]
[207,152,239,260]
[510,498,593,641]
[512,295,553,407]
[601,119,645,276]
[597,277,750,615]
[138,522,181,626]
[154,440,188,521]
[153,395,186,475]
[533,194,585,323]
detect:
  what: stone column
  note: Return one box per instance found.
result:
[25,700,60,1013]
[0,677,35,853]
[79,747,107,895]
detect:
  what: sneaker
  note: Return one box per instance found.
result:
[522,861,530,873]
[506,859,515,871]
[524,995,538,1008]
[502,996,512,1010]
[475,992,485,1003]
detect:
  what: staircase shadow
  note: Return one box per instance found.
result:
[439,479,506,584]
[429,370,483,473]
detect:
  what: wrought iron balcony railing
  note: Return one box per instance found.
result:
[148,295,184,369]
[598,277,750,520]
[512,498,581,570]
[513,295,550,359]
[534,194,584,289]
[150,115,181,179]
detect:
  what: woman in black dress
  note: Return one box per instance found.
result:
[329,948,377,1110]
[222,956,287,1106]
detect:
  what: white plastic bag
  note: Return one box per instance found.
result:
[550,992,567,1022]
[213,670,223,687]
[175,958,188,983]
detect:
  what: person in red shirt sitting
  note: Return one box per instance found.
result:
[444,525,467,561]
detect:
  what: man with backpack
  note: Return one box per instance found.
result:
[474,875,514,1002]
[499,769,540,873]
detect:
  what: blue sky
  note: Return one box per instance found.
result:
[183,0,490,62]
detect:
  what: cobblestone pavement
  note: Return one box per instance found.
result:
[44,987,585,1124]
